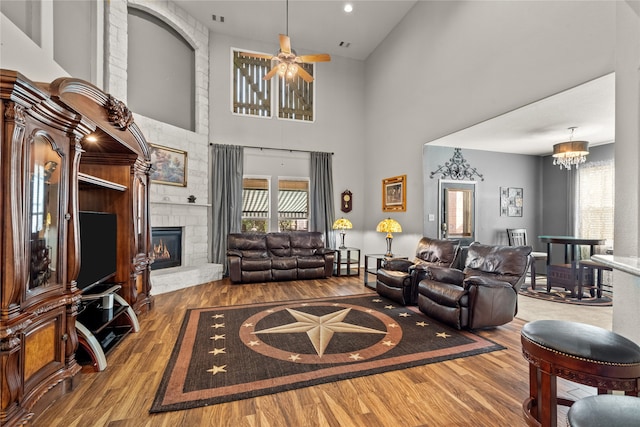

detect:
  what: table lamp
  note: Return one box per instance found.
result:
[332,218,353,249]
[376,218,402,257]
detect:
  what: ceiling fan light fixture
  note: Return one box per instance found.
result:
[240,0,330,83]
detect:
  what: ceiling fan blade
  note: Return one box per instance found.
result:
[263,65,280,80]
[297,66,314,83]
[240,52,275,60]
[279,34,291,54]
[296,54,331,63]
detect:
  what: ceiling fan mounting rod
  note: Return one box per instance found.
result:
[285,0,289,36]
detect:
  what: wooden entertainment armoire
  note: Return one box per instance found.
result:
[0,69,153,425]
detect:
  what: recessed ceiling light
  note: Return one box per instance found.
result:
[344,4,353,13]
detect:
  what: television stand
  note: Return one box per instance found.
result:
[76,284,140,371]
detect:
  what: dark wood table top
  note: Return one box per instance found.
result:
[538,235,606,245]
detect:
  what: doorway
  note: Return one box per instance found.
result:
[439,180,476,246]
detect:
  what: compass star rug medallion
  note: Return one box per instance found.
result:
[150,294,505,414]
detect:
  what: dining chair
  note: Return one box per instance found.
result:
[507,228,547,289]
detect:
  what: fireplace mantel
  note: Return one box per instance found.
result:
[151,200,211,207]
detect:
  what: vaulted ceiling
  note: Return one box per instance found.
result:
[176,1,615,156]
[176,0,418,61]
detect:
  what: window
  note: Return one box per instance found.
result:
[577,160,614,254]
[242,178,269,232]
[241,177,309,232]
[232,49,314,122]
[233,51,272,117]
[277,63,314,122]
[278,179,309,231]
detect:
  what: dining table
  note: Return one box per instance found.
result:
[538,235,606,294]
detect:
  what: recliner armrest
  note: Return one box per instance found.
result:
[227,249,243,257]
[316,248,335,255]
[463,276,513,290]
[383,258,414,272]
[427,266,465,285]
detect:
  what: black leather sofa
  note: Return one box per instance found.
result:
[227,232,335,283]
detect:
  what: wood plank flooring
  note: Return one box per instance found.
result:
[31,273,594,427]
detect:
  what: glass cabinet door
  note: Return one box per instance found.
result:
[28,134,62,290]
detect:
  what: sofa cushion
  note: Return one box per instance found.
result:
[241,258,272,271]
[297,256,326,269]
[418,281,468,307]
[415,237,459,267]
[290,231,324,257]
[464,242,531,285]
[271,257,297,270]
[267,233,291,257]
[228,233,268,258]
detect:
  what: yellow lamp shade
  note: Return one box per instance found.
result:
[376,218,402,234]
[332,218,353,230]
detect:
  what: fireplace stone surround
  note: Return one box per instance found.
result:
[149,200,222,294]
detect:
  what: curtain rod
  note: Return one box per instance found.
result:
[210,143,333,155]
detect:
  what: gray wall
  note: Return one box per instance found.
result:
[208,32,367,250]
[423,146,542,249]
[127,7,195,131]
[364,0,616,259]
[53,0,92,82]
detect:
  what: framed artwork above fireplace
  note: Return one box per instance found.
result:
[149,144,187,186]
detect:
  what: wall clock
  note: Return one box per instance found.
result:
[341,190,352,213]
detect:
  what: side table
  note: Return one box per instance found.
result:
[334,247,360,277]
[364,254,408,289]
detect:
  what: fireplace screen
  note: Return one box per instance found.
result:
[151,227,182,270]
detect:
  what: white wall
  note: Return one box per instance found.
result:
[363,0,616,259]
[612,0,640,343]
[0,13,67,82]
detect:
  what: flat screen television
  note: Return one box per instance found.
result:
[76,211,117,293]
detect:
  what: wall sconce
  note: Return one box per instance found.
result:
[332,218,353,249]
[376,218,402,257]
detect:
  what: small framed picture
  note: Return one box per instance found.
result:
[149,144,187,186]
[382,175,406,212]
[500,187,523,217]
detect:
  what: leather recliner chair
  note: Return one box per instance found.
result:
[375,237,460,305]
[417,242,531,329]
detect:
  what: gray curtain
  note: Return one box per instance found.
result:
[211,144,243,272]
[310,151,335,248]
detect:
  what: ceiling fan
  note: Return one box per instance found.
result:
[240,0,331,83]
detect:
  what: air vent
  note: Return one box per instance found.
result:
[212,14,225,23]
[339,41,351,48]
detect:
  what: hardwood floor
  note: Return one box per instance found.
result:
[31,273,593,427]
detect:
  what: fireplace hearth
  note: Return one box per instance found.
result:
[151,227,182,270]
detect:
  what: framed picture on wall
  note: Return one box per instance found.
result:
[149,144,187,186]
[500,187,523,217]
[382,175,406,212]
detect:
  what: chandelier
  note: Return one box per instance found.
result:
[552,127,589,170]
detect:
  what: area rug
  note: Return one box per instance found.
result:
[150,294,505,413]
[519,285,612,306]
